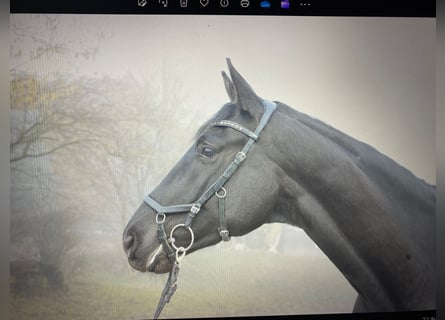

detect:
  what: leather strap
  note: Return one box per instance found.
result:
[144,195,194,214]
[210,120,258,140]
[216,188,230,241]
[156,220,176,260]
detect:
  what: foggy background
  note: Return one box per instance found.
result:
[10,14,435,319]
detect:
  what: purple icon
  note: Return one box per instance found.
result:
[281,0,290,8]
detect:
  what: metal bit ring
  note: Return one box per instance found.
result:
[170,224,194,251]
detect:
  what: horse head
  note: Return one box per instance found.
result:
[123,59,282,274]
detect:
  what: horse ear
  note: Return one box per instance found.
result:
[222,71,236,103]
[225,58,264,121]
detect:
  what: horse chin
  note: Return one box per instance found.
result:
[145,245,172,274]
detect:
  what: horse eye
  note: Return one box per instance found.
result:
[201,146,215,158]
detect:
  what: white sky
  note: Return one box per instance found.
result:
[11,14,436,183]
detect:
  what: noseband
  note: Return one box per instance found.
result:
[143,100,277,318]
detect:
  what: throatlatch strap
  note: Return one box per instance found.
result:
[217,192,230,241]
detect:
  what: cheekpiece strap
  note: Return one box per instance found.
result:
[156,220,175,261]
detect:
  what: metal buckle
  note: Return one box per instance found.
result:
[156,213,166,224]
[219,228,230,242]
[190,204,201,215]
[235,152,247,164]
[175,247,186,264]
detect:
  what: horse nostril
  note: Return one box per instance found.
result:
[123,232,136,259]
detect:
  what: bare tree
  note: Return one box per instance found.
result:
[10,67,190,277]
[10,15,197,281]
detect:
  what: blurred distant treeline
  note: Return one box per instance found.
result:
[10,65,198,287]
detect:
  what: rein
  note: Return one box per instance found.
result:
[143,100,277,319]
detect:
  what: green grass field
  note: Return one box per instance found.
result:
[11,249,356,319]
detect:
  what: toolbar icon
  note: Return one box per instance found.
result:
[221,0,229,7]
[159,0,168,7]
[260,0,271,8]
[200,0,209,6]
[281,0,290,8]
[138,0,147,7]
[240,0,249,7]
[180,0,188,7]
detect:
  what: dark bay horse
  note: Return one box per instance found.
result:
[123,59,435,313]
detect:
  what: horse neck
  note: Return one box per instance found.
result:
[267,103,435,311]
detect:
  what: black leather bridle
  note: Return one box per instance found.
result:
[143,100,277,319]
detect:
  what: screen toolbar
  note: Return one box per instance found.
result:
[11,0,435,17]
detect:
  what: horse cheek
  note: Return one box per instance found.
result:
[229,179,278,236]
